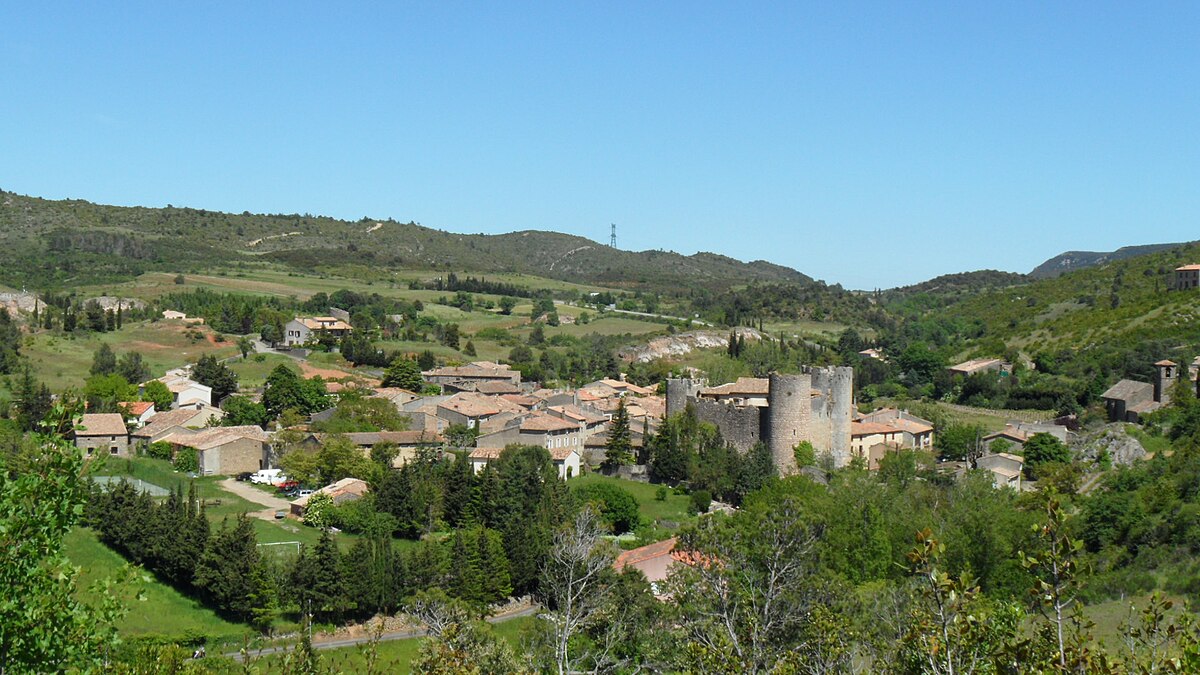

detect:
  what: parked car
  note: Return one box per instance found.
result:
[235,472,253,482]
[277,480,300,493]
[274,510,286,520]
[297,489,315,498]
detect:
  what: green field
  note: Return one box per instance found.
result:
[572,473,696,545]
[65,528,250,642]
[23,321,238,390]
[83,267,624,306]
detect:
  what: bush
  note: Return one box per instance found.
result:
[146,441,174,461]
[574,482,641,534]
[173,447,198,473]
[655,485,668,502]
[689,489,712,515]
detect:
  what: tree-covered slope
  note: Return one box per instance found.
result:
[0,190,809,290]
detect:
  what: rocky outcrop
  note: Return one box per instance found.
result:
[617,327,765,363]
[1077,425,1149,466]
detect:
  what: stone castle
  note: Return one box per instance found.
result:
[667,366,855,473]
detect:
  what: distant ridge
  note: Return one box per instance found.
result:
[0,191,812,290]
[1029,243,1190,279]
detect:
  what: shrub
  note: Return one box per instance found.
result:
[574,482,641,534]
[173,447,198,473]
[655,485,668,502]
[146,441,174,461]
[689,489,712,515]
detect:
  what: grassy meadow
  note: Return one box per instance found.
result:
[65,528,250,642]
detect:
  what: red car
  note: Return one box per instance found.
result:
[276,480,299,491]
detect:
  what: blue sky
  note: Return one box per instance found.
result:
[2,3,1197,289]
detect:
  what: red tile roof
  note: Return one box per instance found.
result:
[614,537,678,572]
[120,401,154,416]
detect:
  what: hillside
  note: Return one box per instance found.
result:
[938,242,1200,379]
[1029,242,1189,279]
[0,191,809,291]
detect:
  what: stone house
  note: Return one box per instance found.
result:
[313,430,446,467]
[858,408,935,449]
[282,316,353,347]
[975,452,1024,490]
[147,374,213,408]
[423,362,521,390]
[1100,360,1181,423]
[1175,265,1200,290]
[947,358,1008,377]
[467,444,581,480]
[290,477,370,517]
[161,425,271,475]
[131,405,226,445]
[75,413,130,458]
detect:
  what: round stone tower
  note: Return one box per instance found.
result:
[829,366,854,467]
[767,372,810,475]
[666,378,704,417]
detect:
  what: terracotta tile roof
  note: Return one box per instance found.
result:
[469,447,505,460]
[425,363,515,379]
[890,418,934,434]
[1176,264,1200,271]
[948,358,1003,373]
[77,413,128,437]
[850,421,901,436]
[476,381,520,395]
[548,404,608,425]
[520,413,578,433]
[120,401,154,416]
[614,537,678,572]
[133,407,217,438]
[325,431,445,446]
[549,447,580,461]
[701,377,770,397]
[438,398,502,419]
[298,317,352,331]
[291,477,369,508]
[163,425,270,450]
[500,394,539,408]
[1155,359,1179,367]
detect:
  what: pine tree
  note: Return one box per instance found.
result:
[292,530,348,623]
[602,398,634,471]
[90,343,117,376]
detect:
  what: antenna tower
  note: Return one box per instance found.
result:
[610,223,617,248]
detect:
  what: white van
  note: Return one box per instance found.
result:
[250,468,285,485]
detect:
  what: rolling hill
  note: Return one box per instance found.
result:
[0,190,809,291]
[1029,242,1190,279]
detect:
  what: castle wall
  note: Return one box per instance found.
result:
[690,398,762,453]
[767,373,809,475]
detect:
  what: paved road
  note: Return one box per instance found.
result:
[219,478,291,521]
[224,603,540,659]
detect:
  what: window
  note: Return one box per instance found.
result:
[110,446,119,455]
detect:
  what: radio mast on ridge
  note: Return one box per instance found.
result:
[610,223,617,248]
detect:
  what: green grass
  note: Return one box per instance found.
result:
[227,353,298,388]
[23,321,238,391]
[65,528,250,642]
[572,473,695,533]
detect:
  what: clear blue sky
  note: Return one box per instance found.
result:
[2,3,1197,289]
